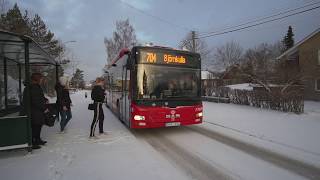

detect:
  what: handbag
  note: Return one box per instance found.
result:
[44,111,56,127]
[88,103,95,110]
[44,103,58,127]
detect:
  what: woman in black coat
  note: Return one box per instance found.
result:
[23,73,48,149]
[90,77,106,138]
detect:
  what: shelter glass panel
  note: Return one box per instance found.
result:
[6,59,21,108]
[0,57,4,110]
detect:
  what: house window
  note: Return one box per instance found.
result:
[316,79,320,91]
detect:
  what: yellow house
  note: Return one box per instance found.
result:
[278,28,320,101]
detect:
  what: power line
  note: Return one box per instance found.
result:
[118,0,191,32]
[180,1,320,47]
[196,5,320,39]
[198,0,320,36]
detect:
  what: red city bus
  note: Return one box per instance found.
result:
[106,46,203,128]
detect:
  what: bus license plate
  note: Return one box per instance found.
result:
[165,122,181,127]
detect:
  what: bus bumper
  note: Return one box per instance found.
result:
[130,118,203,129]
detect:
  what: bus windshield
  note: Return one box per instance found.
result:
[136,64,200,100]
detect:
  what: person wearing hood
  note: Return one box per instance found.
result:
[55,76,72,133]
[90,77,106,138]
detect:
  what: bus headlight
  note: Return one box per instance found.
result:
[196,112,203,118]
[134,115,145,121]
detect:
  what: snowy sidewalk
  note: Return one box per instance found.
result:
[0,91,189,180]
[201,101,320,167]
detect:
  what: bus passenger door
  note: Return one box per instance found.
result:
[122,67,131,126]
[119,66,125,121]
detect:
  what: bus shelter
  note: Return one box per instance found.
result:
[0,30,58,151]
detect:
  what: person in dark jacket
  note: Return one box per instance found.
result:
[22,73,49,149]
[55,82,62,119]
[90,77,106,138]
[55,76,72,133]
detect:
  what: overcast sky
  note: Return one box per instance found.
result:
[8,0,320,81]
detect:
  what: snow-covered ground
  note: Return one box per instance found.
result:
[201,101,320,167]
[1,90,319,180]
[0,91,189,180]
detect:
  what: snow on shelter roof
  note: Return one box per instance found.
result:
[0,30,56,65]
[277,27,320,60]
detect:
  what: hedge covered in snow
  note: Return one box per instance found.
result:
[211,84,304,114]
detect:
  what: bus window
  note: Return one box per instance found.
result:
[124,68,130,92]
[136,64,200,100]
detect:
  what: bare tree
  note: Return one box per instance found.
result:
[238,42,304,112]
[179,31,211,68]
[242,42,284,84]
[104,19,137,64]
[213,41,243,72]
[103,19,137,84]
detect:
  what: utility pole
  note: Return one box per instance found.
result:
[191,31,196,52]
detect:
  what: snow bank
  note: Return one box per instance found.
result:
[202,101,320,167]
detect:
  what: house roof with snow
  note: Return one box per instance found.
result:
[201,70,221,80]
[201,71,210,80]
[277,27,320,60]
[204,64,226,74]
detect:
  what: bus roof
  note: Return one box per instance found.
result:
[132,46,201,57]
